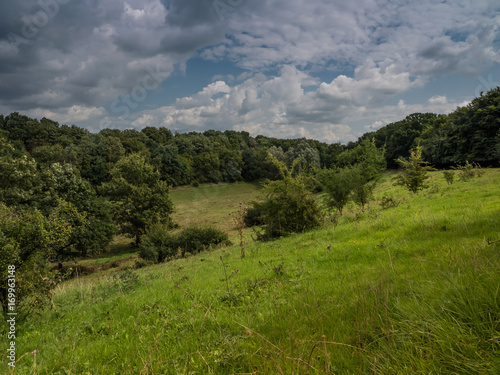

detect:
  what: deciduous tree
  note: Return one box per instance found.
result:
[101,153,174,244]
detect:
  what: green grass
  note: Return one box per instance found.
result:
[2,170,499,374]
[170,181,262,243]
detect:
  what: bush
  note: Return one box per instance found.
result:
[252,155,323,241]
[443,170,455,184]
[191,180,200,187]
[380,193,401,209]
[139,225,230,263]
[455,161,476,181]
[174,226,231,256]
[317,167,356,215]
[393,145,435,193]
[139,224,175,263]
[243,205,264,227]
[454,161,485,181]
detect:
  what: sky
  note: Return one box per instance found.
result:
[1,0,499,144]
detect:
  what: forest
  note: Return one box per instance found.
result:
[0,86,499,312]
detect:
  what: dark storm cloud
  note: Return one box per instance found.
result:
[0,0,231,112]
[166,0,221,26]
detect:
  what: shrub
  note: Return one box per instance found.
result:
[443,170,455,184]
[139,224,174,263]
[474,164,485,177]
[380,193,401,209]
[317,167,356,215]
[252,154,323,240]
[174,226,231,256]
[139,225,230,263]
[111,268,140,294]
[191,180,200,187]
[455,161,476,181]
[454,161,485,181]
[243,205,264,227]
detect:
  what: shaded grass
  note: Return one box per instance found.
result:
[2,169,499,374]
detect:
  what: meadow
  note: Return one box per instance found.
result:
[2,169,499,374]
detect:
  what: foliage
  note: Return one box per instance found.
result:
[32,144,67,166]
[284,139,321,174]
[361,113,437,167]
[420,87,500,166]
[393,145,436,193]
[454,161,485,181]
[380,193,401,209]
[443,169,455,184]
[34,163,115,258]
[0,137,38,206]
[152,144,191,186]
[0,200,79,311]
[350,165,378,209]
[321,139,386,211]
[317,167,357,215]
[243,205,264,227]
[252,155,323,240]
[173,226,231,256]
[139,224,174,263]
[139,225,230,263]
[241,148,283,181]
[192,152,222,183]
[101,153,175,245]
[336,137,386,180]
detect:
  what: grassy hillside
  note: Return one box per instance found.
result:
[2,170,500,374]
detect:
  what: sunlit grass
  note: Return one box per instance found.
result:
[170,181,262,243]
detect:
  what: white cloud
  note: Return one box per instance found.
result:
[118,65,474,143]
[315,59,412,105]
[27,105,107,125]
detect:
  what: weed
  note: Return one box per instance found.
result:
[455,161,485,181]
[380,193,401,209]
[443,169,455,184]
[110,268,140,295]
[230,202,247,258]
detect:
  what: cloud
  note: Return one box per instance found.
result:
[27,105,107,126]
[205,0,500,76]
[314,59,412,105]
[0,0,498,142]
[0,0,226,113]
[121,64,474,143]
